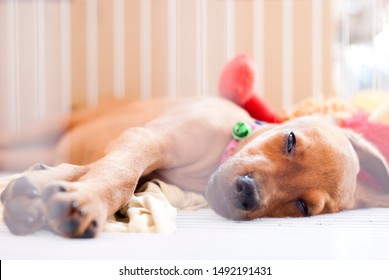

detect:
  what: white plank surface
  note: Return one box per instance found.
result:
[1,208,389,260]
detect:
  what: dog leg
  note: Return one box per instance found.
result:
[1,163,89,236]
[1,127,167,238]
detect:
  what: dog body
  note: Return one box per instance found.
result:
[1,97,389,238]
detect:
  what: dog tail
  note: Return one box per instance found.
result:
[0,109,97,150]
[0,98,131,171]
[0,115,69,150]
[0,98,128,150]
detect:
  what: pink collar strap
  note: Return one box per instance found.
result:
[220,120,264,164]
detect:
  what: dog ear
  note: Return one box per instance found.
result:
[344,129,389,192]
[353,183,389,208]
[343,129,389,208]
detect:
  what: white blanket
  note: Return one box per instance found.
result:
[0,174,207,234]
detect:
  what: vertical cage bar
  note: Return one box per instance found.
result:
[282,0,293,109]
[140,0,151,100]
[7,0,20,129]
[168,0,178,98]
[225,0,235,61]
[86,0,98,106]
[253,0,264,96]
[60,0,72,113]
[312,0,323,99]
[196,0,207,96]
[372,0,380,89]
[341,0,350,98]
[36,0,46,120]
[113,0,125,99]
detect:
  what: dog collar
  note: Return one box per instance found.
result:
[220,120,264,164]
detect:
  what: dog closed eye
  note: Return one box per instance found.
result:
[296,199,310,216]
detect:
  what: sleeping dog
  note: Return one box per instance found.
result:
[1,97,389,237]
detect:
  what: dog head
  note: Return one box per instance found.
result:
[206,116,389,220]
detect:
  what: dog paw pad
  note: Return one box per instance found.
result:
[47,200,69,219]
[58,219,81,235]
[11,177,40,199]
[78,220,98,239]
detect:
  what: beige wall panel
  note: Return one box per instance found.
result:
[0,0,337,128]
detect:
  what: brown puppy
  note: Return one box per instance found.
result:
[1,97,388,238]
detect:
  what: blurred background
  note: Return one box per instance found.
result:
[0,0,388,130]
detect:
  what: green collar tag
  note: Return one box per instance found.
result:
[232,122,252,140]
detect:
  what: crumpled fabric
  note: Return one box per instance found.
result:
[0,174,207,234]
[104,179,207,234]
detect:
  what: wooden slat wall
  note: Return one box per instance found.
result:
[0,0,334,131]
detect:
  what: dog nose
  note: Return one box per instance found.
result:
[232,175,259,211]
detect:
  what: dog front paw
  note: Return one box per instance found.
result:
[1,172,104,238]
[1,176,46,235]
[42,183,104,238]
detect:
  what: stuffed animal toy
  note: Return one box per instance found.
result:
[219,54,389,191]
[219,54,281,123]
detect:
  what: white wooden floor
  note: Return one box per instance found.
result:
[1,208,389,260]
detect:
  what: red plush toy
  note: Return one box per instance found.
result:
[219,54,281,123]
